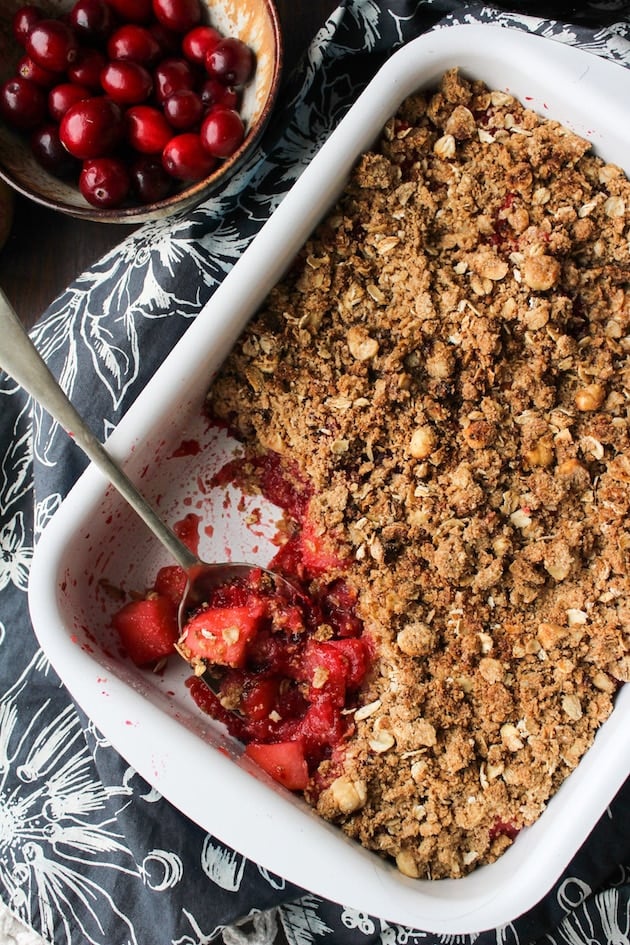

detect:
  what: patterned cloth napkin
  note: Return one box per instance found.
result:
[1,2,629,944]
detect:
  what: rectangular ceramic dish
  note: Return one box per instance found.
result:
[29,24,630,934]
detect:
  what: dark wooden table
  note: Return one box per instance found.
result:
[0,0,338,328]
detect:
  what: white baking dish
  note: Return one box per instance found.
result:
[29,24,630,934]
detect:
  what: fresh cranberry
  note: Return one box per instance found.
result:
[59,96,124,158]
[151,0,201,34]
[200,105,244,158]
[125,104,172,153]
[130,153,173,202]
[101,60,152,104]
[70,0,115,44]
[163,88,202,129]
[12,4,43,45]
[26,19,79,73]
[148,21,180,55]
[80,156,130,207]
[67,47,107,89]
[30,122,81,177]
[0,76,47,131]
[181,25,220,65]
[106,0,152,24]
[107,24,160,64]
[153,57,195,102]
[1,0,255,210]
[200,77,238,110]
[205,37,253,87]
[162,132,216,180]
[17,54,61,88]
[48,81,91,121]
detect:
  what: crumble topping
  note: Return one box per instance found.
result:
[207,69,629,879]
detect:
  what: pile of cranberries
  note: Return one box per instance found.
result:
[0,0,255,208]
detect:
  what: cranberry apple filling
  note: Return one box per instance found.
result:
[112,447,372,793]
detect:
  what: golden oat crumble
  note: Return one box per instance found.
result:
[207,69,630,879]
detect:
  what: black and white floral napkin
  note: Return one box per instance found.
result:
[1,3,629,944]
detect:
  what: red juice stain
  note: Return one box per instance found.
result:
[172,439,201,457]
[174,512,201,554]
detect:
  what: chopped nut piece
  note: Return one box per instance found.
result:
[479,657,503,684]
[592,671,616,693]
[415,719,437,747]
[574,383,605,412]
[347,326,379,361]
[396,849,420,878]
[604,195,625,217]
[524,437,554,468]
[510,508,532,529]
[329,776,368,814]
[537,622,568,649]
[522,254,561,291]
[500,724,524,752]
[562,694,583,721]
[409,425,437,459]
[433,133,456,159]
[566,609,587,627]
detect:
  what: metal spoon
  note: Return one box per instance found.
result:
[0,288,296,689]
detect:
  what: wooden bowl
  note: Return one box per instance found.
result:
[0,0,282,222]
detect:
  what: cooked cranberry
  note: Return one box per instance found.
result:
[80,156,130,207]
[107,24,160,64]
[163,88,202,129]
[48,81,91,121]
[200,105,244,158]
[26,19,79,73]
[162,132,216,180]
[30,122,81,177]
[125,104,172,153]
[205,37,253,86]
[0,76,47,131]
[70,0,115,44]
[17,54,61,88]
[130,153,173,202]
[106,0,152,24]
[12,4,43,45]
[67,47,107,89]
[59,96,124,158]
[101,60,152,104]
[153,57,195,102]
[200,77,238,110]
[152,0,201,34]
[181,25,220,65]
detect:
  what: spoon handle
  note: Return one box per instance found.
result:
[0,288,198,572]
